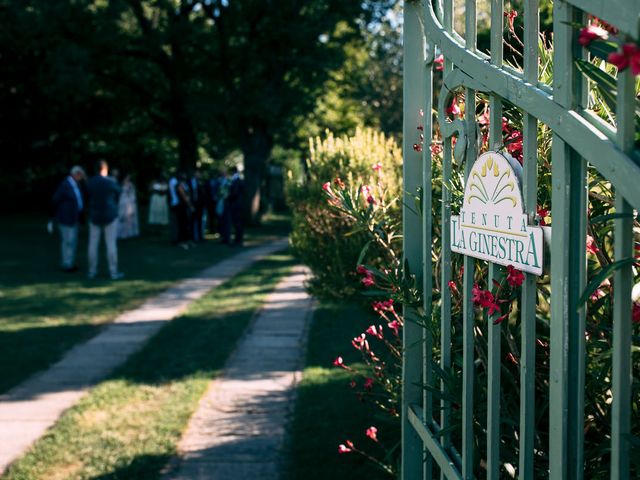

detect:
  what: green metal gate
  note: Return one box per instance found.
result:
[402,0,640,478]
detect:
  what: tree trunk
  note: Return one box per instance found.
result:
[241,125,272,225]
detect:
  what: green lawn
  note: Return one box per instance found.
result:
[2,252,296,480]
[284,301,398,480]
[0,213,290,394]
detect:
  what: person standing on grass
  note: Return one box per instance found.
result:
[227,166,245,247]
[86,160,124,280]
[51,165,86,272]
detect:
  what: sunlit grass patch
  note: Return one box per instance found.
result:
[2,252,295,480]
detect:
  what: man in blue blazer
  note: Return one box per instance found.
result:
[52,166,86,272]
[87,160,123,280]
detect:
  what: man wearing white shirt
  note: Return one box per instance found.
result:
[52,166,86,272]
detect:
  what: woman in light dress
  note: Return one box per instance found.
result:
[117,173,140,239]
[148,178,169,226]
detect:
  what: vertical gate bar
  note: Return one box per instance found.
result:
[422,13,435,478]
[519,0,539,477]
[402,3,425,479]
[487,1,504,479]
[440,0,455,466]
[462,2,477,479]
[610,66,634,480]
[551,3,587,479]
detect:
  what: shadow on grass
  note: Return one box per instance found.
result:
[284,301,396,480]
[86,453,172,480]
[0,323,102,394]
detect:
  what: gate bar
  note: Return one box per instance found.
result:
[520,0,539,477]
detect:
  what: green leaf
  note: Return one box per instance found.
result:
[590,212,637,224]
[575,59,618,112]
[578,257,639,307]
[356,240,371,266]
[585,40,618,60]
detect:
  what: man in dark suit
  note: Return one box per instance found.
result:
[227,166,245,246]
[87,160,123,280]
[52,166,86,272]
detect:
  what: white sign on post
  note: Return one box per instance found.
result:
[450,151,544,275]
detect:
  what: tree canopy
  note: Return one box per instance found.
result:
[0,0,400,218]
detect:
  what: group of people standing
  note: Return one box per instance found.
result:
[51,160,125,279]
[166,167,245,249]
[51,161,246,279]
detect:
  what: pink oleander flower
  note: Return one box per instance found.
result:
[372,162,383,172]
[356,264,368,275]
[446,98,461,116]
[448,280,459,295]
[419,109,424,117]
[413,143,423,152]
[333,356,347,368]
[387,320,400,336]
[608,43,640,75]
[338,441,354,454]
[586,235,599,255]
[434,54,444,71]
[506,265,525,288]
[322,182,332,193]
[504,9,518,32]
[352,333,369,352]
[430,142,442,155]
[366,325,378,336]
[361,276,375,287]
[578,24,609,46]
[590,288,606,302]
[334,177,345,189]
[364,378,375,391]
[366,195,376,205]
[366,426,378,442]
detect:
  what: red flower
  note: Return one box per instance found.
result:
[363,378,374,391]
[506,265,525,288]
[322,182,332,193]
[448,280,459,295]
[434,54,444,71]
[446,98,461,117]
[366,195,376,205]
[372,162,383,172]
[417,124,424,131]
[633,303,640,324]
[578,24,608,46]
[586,235,599,255]
[504,9,518,32]
[505,130,523,163]
[413,143,423,152]
[366,325,378,337]
[537,207,549,226]
[387,320,400,336]
[356,265,369,275]
[608,43,640,75]
[365,426,378,442]
[430,142,443,155]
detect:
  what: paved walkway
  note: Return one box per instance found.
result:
[165,266,313,480]
[0,238,289,474]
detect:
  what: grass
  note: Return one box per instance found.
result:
[283,301,397,480]
[0,212,290,394]
[2,251,296,480]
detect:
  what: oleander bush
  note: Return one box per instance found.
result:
[287,127,402,299]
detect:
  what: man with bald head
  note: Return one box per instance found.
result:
[52,165,86,272]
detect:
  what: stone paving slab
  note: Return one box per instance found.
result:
[0,238,289,474]
[165,266,313,480]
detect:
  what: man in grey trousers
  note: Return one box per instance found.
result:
[87,160,123,280]
[51,165,86,272]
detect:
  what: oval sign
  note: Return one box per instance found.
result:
[450,151,543,275]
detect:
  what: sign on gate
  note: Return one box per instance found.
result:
[450,151,544,275]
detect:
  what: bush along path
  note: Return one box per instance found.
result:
[0,238,288,476]
[164,265,313,480]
